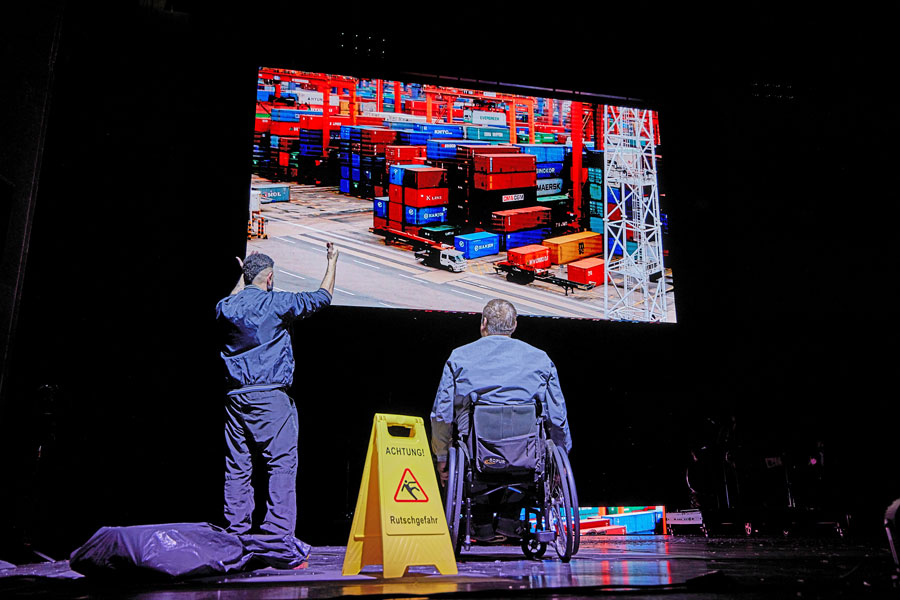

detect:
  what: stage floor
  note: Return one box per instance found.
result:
[1,534,897,599]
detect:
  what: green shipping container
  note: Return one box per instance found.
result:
[465,126,510,142]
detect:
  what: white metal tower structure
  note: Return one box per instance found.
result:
[602,105,668,322]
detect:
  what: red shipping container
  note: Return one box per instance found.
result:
[269,121,301,136]
[567,257,606,285]
[388,184,403,205]
[278,151,290,167]
[473,153,536,174]
[255,118,271,133]
[386,145,426,162]
[458,144,520,159]
[474,171,537,191]
[372,216,388,230]
[491,206,552,232]
[412,156,428,165]
[387,220,403,232]
[402,167,447,189]
[388,201,403,223]
[403,187,448,208]
[507,245,551,270]
[405,225,421,238]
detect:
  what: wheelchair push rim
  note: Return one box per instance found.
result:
[546,440,575,562]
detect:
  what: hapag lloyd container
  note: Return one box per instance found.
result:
[454,232,500,259]
[542,231,603,264]
[507,244,551,270]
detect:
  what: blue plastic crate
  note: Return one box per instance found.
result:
[454,232,500,259]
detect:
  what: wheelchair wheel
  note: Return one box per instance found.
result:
[546,441,575,562]
[554,445,581,555]
[444,446,465,554]
[520,508,548,559]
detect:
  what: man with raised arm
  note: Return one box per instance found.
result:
[216,243,338,541]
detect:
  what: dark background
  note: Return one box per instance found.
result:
[1,2,896,559]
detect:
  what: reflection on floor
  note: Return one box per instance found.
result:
[1,534,897,599]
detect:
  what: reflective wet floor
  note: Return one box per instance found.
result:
[2,535,898,599]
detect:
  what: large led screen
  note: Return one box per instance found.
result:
[248,67,675,323]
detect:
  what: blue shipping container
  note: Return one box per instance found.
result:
[405,205,448,225]
[340,166,350,180]
[602,510,664,534]
[388,164,424,187]
[339,179,350,194]
[351,168,361,182]
[515,144,566,163]
[253,184,290,203]
[502,227,551,251]
[536,162,564,179]
[373,197,388,218]
[455,232,500,259]
[413,123,465,138]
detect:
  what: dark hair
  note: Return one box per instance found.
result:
[242,253,274,284]
[482,298,517,335]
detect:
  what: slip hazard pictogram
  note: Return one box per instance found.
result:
[393,468,428,503]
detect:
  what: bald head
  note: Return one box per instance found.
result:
[481,299,517,336]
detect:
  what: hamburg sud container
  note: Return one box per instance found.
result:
[542,231,604,265]
[455,231,500,259]
[567,257,605,285]
[507,244,551,270]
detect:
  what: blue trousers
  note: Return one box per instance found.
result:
[224,389,298,536]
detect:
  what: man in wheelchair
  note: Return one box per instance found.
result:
[430,299,572,545]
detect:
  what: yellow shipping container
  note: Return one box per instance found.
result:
[542,231,603,265]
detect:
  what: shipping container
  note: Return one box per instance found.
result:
[388,200,403,223]
[491,206,552,232]
[457,144,520,159]
[252,184,290,203]
[473,153,536,174]
[515,144,566,163]
[404,205,448,225]
[401,167,448,189]
[536,162,565,179]
[542,231,604,264]
[536,178,564,197]
[474,171,537,191]
[403,187,449,208]
[507,244,551,270]
[386,145,426,162]
[567,257,605,285]
[388,164,422,186]
[372,215,388,230]
[499,227,552,251]
[455,232,500,259]
[373,197,389,219]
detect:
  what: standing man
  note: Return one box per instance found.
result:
[216,243,338,539]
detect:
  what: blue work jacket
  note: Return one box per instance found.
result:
[430,334,572,461]
[216,285,332,395]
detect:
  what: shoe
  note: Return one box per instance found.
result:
[292,561,309,570]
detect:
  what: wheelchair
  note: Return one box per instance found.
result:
[442,402,580,562]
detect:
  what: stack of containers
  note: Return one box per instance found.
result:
[358,126,399,199]
[386,164,449,237]
[490,206,553,251]
[583,148,605,232]
[385,145,426,179]
[429,144,524,228]
[337,133,352,194]
[469,150,538,228]
[516,144,567,199]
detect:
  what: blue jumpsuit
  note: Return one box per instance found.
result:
[216,285,331,536]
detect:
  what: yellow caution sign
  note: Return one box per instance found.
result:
[342,413,457,578]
